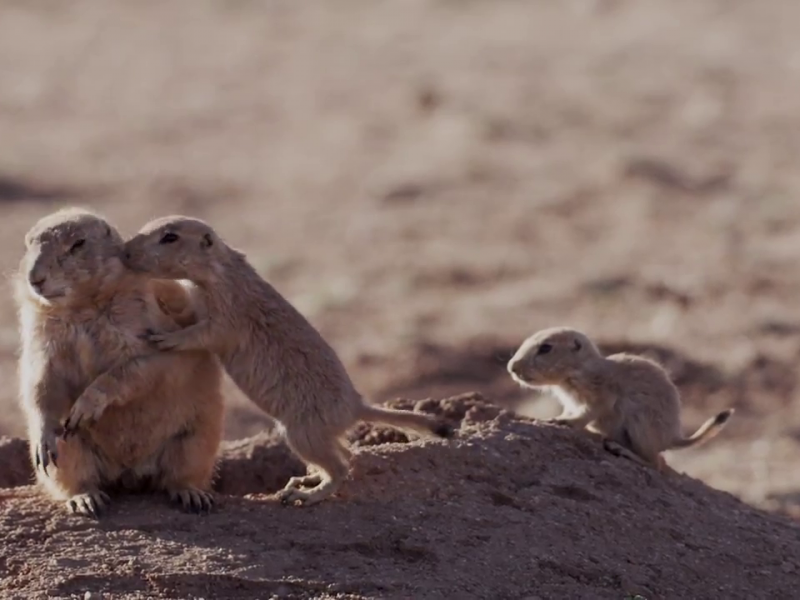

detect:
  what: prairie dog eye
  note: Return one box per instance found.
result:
[69,239,86,254]
[537,343,553,355]
[160,232,179,244]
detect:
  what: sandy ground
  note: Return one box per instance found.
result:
[2,0,800,597]
[3,396,800,600]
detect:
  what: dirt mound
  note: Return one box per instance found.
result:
[214,431,306,497]
[1,394,799,599]
[348,392,497,447]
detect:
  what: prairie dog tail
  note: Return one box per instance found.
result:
[356,403,453,439]
[670,408,734,450]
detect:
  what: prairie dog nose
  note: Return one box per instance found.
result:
[507,357,521,375]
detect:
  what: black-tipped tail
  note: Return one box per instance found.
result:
[671,408,734,450]
[714,408,734,426]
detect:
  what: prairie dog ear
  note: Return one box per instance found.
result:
[572,339,582,352]
[201,233,214,249]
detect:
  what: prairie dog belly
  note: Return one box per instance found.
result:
[85,352,214,468]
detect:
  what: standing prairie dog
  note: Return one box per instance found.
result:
[116,215,453,506]
[507,326,733,472]
[17,207,224,516]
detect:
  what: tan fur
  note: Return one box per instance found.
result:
[507,326,734,473]
[120,215,452,506]
[15,207,224,517]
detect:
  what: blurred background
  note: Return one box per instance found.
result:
[1,0,799,516]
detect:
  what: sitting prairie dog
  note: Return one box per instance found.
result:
[17,207,225,517]
[507,326,733,472]
[117,215,453,506]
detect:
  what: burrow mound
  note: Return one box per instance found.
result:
[201,392,500,496]
[3,393,800,599]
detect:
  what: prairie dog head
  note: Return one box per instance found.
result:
[123,216,223,282]
[18,207,125,308]
[507,326,602,387]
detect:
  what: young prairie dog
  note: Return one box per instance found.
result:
[118,215,453,507]
[507,326,733,472]
[17,207,224,517]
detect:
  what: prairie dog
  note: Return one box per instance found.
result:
[119,215,452,506]
[16,207,224,516]
[507,326,733,472]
